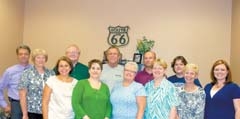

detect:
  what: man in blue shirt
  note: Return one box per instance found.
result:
[0,44,31,119]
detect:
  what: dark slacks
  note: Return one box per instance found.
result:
[28,113,42,119]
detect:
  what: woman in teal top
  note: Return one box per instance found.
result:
[72,59,111,119]
[145,58,179,119]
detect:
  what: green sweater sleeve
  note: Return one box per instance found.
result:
[105,85,112,118]
[72,80,87,119]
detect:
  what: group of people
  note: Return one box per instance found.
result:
[0,44,239,119]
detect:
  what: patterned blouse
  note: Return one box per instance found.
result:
[144,78,179,119]
[176,85,206,119]
[18,66,55,114]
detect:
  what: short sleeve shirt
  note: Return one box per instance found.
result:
[110,81,146,119]
[18,66,55,114]
[177,86,206,119]
[144,78,179,119]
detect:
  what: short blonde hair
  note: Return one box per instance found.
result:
[124,61,138,73]
[154,58,167,69]
[184,63,199,75]
[31,49,48,62]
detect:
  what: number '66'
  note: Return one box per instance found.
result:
[111,35,126,45]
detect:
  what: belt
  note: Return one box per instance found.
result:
[8,97,19,102]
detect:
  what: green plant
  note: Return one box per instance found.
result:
[136,36,155,54]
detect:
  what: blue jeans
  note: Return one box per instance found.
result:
[9,97,22,119]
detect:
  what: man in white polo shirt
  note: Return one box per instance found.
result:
[100,46,124,91]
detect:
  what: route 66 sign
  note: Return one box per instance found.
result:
[107,26,129,47]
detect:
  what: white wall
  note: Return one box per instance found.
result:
[0,0,25,74]
[23,0,232,86]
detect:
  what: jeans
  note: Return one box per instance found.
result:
[9,97,22,119]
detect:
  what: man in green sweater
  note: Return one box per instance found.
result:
[54,44,89,80]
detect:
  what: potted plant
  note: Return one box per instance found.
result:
[136,36,155,54]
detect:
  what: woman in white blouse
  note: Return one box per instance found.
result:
[42,56,77,119]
